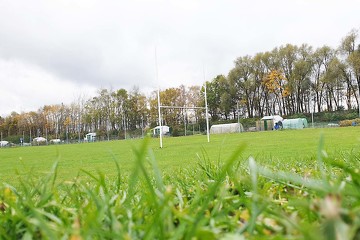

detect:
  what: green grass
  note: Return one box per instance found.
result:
[1,127,360,185]
[1,127,360,239]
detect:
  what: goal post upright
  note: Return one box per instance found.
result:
[155,46,163,148]
[204,83,210,143]
[157,88,163,148]
[203,65,210,143]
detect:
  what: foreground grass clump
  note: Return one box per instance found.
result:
[2,137,360,239]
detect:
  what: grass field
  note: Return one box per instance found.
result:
[1,127,360,184]
[1,127,360,239]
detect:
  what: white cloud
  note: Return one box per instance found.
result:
[0,0,359,116]
[0,58,97,115]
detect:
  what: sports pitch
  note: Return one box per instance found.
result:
[1,127,360,185]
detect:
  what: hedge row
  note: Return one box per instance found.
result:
[339,118,360,127]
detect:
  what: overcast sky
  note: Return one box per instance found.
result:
[0,0,359,116]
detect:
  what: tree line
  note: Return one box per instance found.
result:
[207,29,360,119]
[1,29,360,142]
[0,85,205,142]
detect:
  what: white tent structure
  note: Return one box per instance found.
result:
[33,137,47,145]
[210,123,243,134]
[50,139,61,144]
[282,118,308,129]
[33,137,47,142]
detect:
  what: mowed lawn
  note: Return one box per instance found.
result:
[1,127,360,185]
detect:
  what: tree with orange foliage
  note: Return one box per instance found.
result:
[263,70,290,115]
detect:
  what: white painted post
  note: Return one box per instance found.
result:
[184,106,187,136]
[123,115,127,139]
[237,102,241,133]
[311,111,314,128]
[204,84,210,143]
[155,47,163,148]
[157,88,163,148]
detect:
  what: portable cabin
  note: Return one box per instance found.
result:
[153,126,170,136]
[257,115,283,131]
[84,132,96,142]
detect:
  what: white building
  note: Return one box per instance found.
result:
[153,126,170,136]
[84,132,96,142]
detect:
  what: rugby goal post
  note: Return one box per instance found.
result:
[157,85,210,148]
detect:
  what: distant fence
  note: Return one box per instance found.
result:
[308,122,340,128]
[243,121,341,132]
